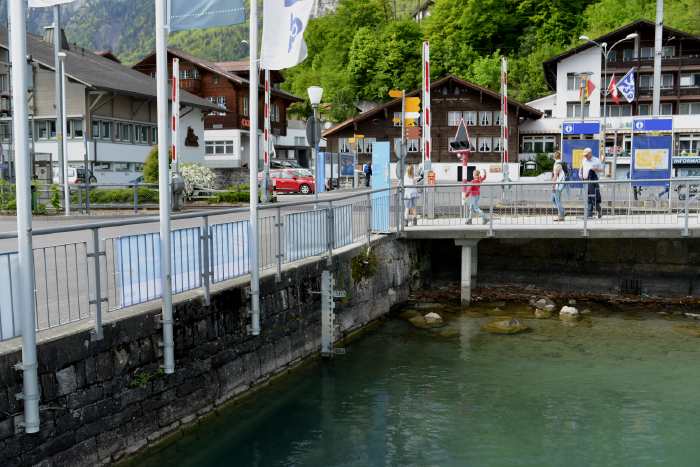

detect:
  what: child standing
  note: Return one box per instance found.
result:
[463,169,489,224]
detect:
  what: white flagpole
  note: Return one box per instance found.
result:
[155,0,175,373]
[171,57,180,175]
[501,56,509,182]
[249,0,261,335]
[422,41,431,174]
[10,0,41,433]
[53,5,69,215]
[263,68,271,203]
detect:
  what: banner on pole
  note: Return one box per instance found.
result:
[631,134,672,187]
[260,0,314,70]
[168,0,245,32]
[340,153,354,177]
[28,0,75,7]
[316,151,326,193]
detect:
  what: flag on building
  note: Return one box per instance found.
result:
[28,0,75,6]
[169,0,246,32]
[260,0,314,70]
[616,68,636,103]
[578,75,596,101]
[608,74,620,104]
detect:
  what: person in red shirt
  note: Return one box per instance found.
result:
[462,169,489,224]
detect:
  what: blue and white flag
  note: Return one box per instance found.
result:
[616,68,636,104]
[260,0,314,70]
[169,0,246,32]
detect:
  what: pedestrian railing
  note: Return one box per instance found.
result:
[0,188,398,341]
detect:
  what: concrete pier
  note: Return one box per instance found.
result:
[456,239,479,305]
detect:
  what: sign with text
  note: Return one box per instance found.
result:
[633,118,673,132]
[631,134,672,187]
[562,139,599,188]
[562,121,600,135]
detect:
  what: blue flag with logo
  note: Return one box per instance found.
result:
[169,0,246,32]
[260,0,314,70]
[616,68,636,103]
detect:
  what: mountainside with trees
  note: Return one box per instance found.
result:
[1,0,698,122]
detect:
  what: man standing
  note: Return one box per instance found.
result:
[579,148,604,218]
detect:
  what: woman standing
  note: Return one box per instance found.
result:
[403,164,418,226]
[463,169,489,224]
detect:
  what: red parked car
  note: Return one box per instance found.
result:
[259,169,315,194]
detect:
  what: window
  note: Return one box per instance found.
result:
[492,137,502,153]
[447,111,462,126]
[479,111,492,126]
[605,104,632,117]
[567,73,582,91]
[180,68,200,80]
[100,120,112,140]
[115,122,132,142]
[271,103,280,122]
[212,76,220,84]
[521,136,555,154]
[135,125,149,144]
[407,138,420,152]
[68,119,83,138]
[681,73,700,87]
[94,162,111,171]
[678,134,700,156]
[478,137,492,153]
[662,46,675,58]
[133,163,144,172]
[294,136,306,146]
[637,103,651,115]
[493,111,502,126]
[357,138,375,153]
[205,140,235,155]
[679,102,700,115]
[113,162,129,172]
[0,74,7,92]
[544,109,553,118]
[208,96,227,110]
[660,103,673,115]
[661,73,674,89]
[566,102,590,118]
[242,96,249,116]
[0,121,10,142]
[152,127,158,144]
[623,48,635,61]
[640,47,654,59]
[639,74,653,89]
[92,120,100,138]
[36,120,56,140]
[607,50,617,62]
[339,138,351,153]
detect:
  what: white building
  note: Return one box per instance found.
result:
[0,28,216,184]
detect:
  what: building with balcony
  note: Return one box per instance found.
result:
[322,74,542,182]
[0,28,217,184]
[133,50,300,185]
[520,19,700,178]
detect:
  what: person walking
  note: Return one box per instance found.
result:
[363,162,372,187]
[579,148,604,218]
[552,151,566,221]
[403,164,418,226]
[463,169,489,224]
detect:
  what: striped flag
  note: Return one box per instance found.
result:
[579,75,596,101]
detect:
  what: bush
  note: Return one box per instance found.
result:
[209,190,249,204]
[143,146,160,183]
[0,180,16,211]
[33,203,47,215]
[50,184,61,211]
[82,188,159,204]
[180,163,216,199]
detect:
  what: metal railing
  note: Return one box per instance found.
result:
[0,188,398,341]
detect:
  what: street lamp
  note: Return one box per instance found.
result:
[58,51,70,215]
[307,86,323,205]
[580,32,637,177]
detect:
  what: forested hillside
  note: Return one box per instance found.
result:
[0,0,698,122]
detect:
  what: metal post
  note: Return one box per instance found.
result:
[320,270,334,356]
[583,186,589,236]
[171,58,180,176]
[684,186,689,236]
[326,200,334,265]
[201,216,211,306]
[248,0,261,336]
[275,206,283,281]
[399,90,405,230]
[133,183,138,214]
[366,192,372,246]
[312,104,319,208]
[53,5,68,215]
[155,0,175,373]
[60,55,69,215]
[652,0,664,116]
[90,228,104,340]
[10,0,40,433]
[263,68,271,203]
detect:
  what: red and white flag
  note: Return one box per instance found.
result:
[608,74,620,105]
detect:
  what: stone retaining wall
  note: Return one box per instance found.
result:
[0,237,418,466]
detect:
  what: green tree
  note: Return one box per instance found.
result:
[143,146,159,183]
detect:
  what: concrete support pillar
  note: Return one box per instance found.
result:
[455,239,479,306]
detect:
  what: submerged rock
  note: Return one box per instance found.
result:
[534,308,552,319]
[408,315,429,329]
[399,309,421,320]
[534,297,556,310]
[559,306,580,321]
[673,324,700,337]
[424,312,444,326]
[481,318,529,335]
[436,328,460,338]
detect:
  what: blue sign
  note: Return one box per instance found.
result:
[562,122,600,135]
[371,141,391,231]
[316,151,326,193]
[633,119,673,132]
[340,153,354,177]
[631,134,672,187]
[562,139,600,189]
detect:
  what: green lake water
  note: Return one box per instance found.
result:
[132,303,700,467]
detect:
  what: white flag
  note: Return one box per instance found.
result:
[28,0,76,7]
[260,0,314,70]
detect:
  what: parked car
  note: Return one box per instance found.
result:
[270,160,303,170]
[260,169,315,194]
[52,167,97,185]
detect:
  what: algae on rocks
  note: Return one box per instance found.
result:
[351,247,379,283]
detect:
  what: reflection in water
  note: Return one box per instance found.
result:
[131,306,700,467]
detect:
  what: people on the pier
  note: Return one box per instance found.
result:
[551,151,566,221]
[579,148,604,219]
[463,169,489,224]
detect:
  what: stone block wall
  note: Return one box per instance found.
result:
[0,237,418,466]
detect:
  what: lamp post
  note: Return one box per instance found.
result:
[580,33,638,178]
[58,51,69,215]
[307,86,323,206]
